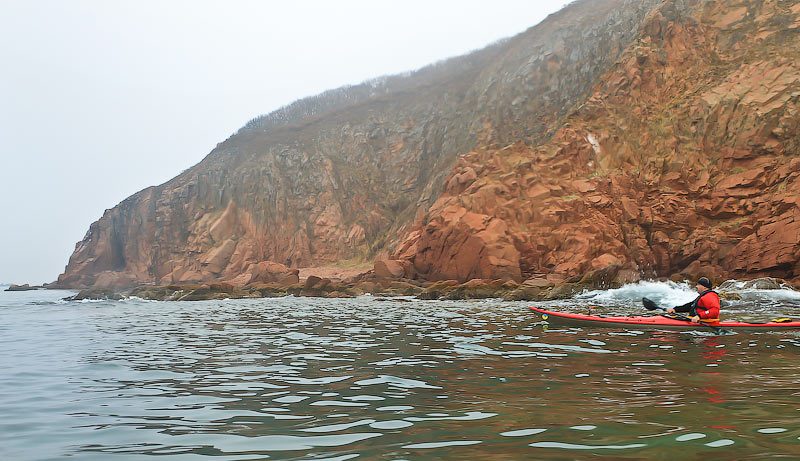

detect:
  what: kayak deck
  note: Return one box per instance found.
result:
[530,306,800,331]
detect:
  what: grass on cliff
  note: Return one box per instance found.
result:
[332,258,373,270]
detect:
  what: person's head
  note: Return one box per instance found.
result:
[696,276,712,292]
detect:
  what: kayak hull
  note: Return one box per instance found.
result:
[530,306,800,331]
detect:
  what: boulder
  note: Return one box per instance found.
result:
[385,281,424,296]
[614,266,642,285]
[92,271,139,288]
[227,261,300,287]
[503,286,550,301]
[205,282,235,293]
[305,275,322,289]
[591,254,622,270]
[442,279,514,300]
[418,279,460,300]
[741,277,783,290]
[201,239,237,275]
[521,277,555,289]
[64,288,123,301]
[5,284,38,291]
[374,260,406,279]
[545,283,582,300]
[579,265,622,290]
[719,292,742,300]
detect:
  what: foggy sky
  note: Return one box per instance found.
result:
[0,0,568,284]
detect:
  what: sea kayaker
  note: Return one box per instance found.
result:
[666,276,720,323]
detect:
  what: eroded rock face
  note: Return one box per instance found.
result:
[373,260,406,279]
[58,0,660,288]
[393,0,800,283]
[58,0,800,288]
[394,203,522,282]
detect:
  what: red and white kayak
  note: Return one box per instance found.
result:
[530,306,800,332]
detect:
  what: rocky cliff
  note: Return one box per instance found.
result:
[393,0,800,285]
[58,0,800,288]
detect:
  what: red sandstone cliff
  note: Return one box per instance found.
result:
[58,0,800,288]
[394,0,800,285]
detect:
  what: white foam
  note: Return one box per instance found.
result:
[736,289,800,301]
[579,280,697,307]
[578,280,800,306]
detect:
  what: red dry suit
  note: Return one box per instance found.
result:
[674,290,720,320]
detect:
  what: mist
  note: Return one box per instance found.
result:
[0,0,568,284]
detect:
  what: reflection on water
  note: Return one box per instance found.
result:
[0,287,799,459]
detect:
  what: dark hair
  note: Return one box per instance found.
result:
[697,277,712,289]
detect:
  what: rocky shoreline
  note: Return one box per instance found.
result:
[53,1,800,295]
[4,284,45,292]
[60,266,797,303]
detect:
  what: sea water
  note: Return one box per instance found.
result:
[1,283,799,459]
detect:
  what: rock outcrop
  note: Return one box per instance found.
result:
[4,284,41,291]
[58,0,800,289]
[392,0,800,284]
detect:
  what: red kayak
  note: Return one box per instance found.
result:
[530,306,800,332]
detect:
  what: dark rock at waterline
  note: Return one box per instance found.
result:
[417,279,521,301]
[719,292,743,301]
[64,277,427,301]
[544,283,584,301]
[502,277,554,301]
[5,284,42,291]
[304,276,323,289]
[412,266,636,301]
[719,277,785,291]
[441,279,519,300]
[542,265,631,301]
[417,280,461,300]
[54,272,800,303]
[130,283,265,301]
[64,288,124,301]
[384,280,426,297]
[503,285,550,301]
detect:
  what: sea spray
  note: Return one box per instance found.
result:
[574,280,698,308]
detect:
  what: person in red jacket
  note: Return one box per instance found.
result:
[666,277,721,323]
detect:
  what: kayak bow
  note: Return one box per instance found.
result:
[530,306,800,331]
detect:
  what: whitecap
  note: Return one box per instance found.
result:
[577,280,697,307]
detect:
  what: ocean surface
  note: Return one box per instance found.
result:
[2,281,800,460]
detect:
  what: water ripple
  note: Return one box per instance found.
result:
[2,289,800,458]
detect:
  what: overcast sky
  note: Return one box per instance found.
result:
[0,0,569,285]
